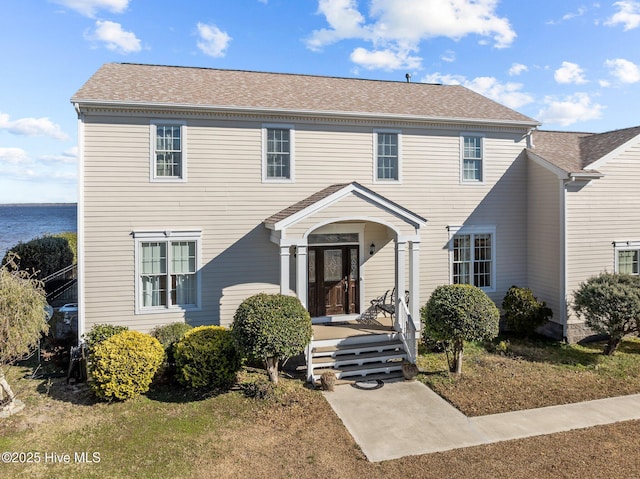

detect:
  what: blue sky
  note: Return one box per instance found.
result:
[1,0,640,203]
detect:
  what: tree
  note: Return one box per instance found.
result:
[2,234,75,280]
[421,284,499,374]
[232,293,312,384]
[0,254,49,410]
[573,272,640,355]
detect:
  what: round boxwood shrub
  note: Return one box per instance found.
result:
[90,330,164,401]
[85,323,128,354]
[502,285,552,336]
[232,293,312,384]
[421,284,499,374]
[150,322,193,365]
[174,326,242,390]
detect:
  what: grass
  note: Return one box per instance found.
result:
[1,336,640,478]
[417,335,640,416]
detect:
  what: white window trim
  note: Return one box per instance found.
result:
[373,129,402,184]
[133,230,202,314]
[460,133,485,184]
[262,123,295,183]
[614,241,640,274]
[448,225,496,292]
[150,120,187,183]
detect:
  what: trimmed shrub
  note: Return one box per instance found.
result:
[502,285,552,336]
[232,293,312,384]
[150,322,193,366]
[90,331,164,401]
[2,235,74,280]
[85,323,128,354]
[573,272,640,355]
[174,326,242,389]
[421,284,499,374]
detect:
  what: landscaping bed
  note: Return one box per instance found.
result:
[2,336,640,478]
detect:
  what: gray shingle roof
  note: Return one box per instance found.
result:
[72,63,538,126]
[529,126,640,172]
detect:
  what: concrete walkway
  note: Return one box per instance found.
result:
[323,379,640,462]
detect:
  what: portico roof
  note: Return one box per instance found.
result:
[264,182,427,234]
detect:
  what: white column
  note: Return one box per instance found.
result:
[296,244,308,308]
[395,241,406,313]
[279,245,290,295]
[409,241,421,325]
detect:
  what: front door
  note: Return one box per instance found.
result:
[308,246,359,317]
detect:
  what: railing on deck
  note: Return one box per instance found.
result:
[397,297,417,363]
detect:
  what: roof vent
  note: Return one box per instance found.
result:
[405,73,411,83]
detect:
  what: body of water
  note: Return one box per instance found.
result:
[0,204,78,257]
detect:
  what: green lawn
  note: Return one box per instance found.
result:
[1,337,640,478]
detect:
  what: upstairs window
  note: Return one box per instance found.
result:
[462,135,483,182]
[152,122,185,181]
[375,131,400,182]
[264,126,294,181]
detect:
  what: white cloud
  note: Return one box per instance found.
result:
[546,7,588,25]
[605,1,640,30]
[537,93,604,127]
[0,148,30,164]
[39,147,79,164]
[88,20,141,54]
[0,112,69,141]
[51,0,129,18]
[196,23,232,58]
[508,63,528,76]
[422,72,534,109]
[605,58,640,83]
[440,50,456,62]
[350,47,421,70]
[307,0,516,70]
[554,61,588,84]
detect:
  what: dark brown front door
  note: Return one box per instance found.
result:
[308,246,359,317]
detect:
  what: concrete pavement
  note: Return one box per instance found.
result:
[323,379,640,462]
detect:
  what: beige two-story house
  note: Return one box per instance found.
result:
[72,63,640,381]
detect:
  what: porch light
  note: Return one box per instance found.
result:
[369,242,376,255]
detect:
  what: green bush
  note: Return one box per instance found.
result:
[232,293,312,384]
[2,235,74,279]
[174,326,242,389]
[85,323,128,353]
[573,272,640,355]
[502,286,552,336]
[421,284,499,374]
[90,330,164,401]
[150,322,193,365]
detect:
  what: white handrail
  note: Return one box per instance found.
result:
[398,297,417,363]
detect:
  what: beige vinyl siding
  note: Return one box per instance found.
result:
[82,111,530,332]
[526,160,561,321]
[565,142,640,322]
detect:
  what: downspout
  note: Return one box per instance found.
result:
[559,178,568,342]
[74,103,86,344]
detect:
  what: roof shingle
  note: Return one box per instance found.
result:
[72,63,538,126]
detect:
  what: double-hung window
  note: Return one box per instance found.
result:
[375,131,400,182]
[135,231,201,313]
[151,121,186,181]
[614,242,640,275]
[461,135,483,182]
[263,125,294,182]
[450,226,495,291]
